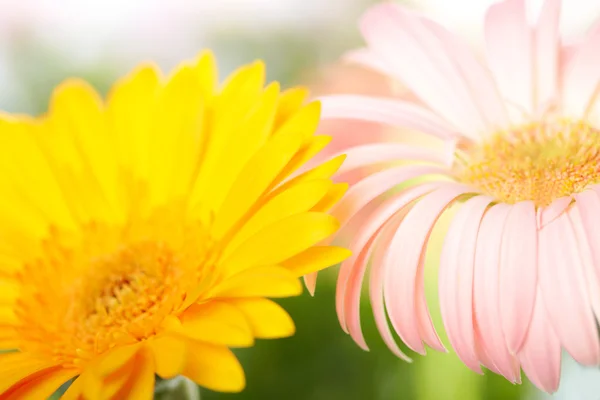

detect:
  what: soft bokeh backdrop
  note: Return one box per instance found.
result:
[2,0,600,399]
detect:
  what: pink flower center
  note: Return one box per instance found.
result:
[453,119,600,207]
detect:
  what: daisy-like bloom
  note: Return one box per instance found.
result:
[312,0,600,393]
[0,51,350,399]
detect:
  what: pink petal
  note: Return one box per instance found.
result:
[534,0,561,110]
[473,203,520,382]
[420,17,509,132]
[319,95,457,140]
[336,183,440,334]
[333,143,448,176]
[343,48,398,77]
[473,324,502,376]
[499,201,537,354]
[359,4,488,139]
[332,165,448,230]
[484,0,534,116]
[519,291,561,393]
[575,185,600,274]
[569,203,600,327]
[536,195,571,228]
[369,212,412,361]
[439,195,493,374]
[538,211,600,365]
[304,272,318,296]
[562,20,600,118]
[384,183,473,354]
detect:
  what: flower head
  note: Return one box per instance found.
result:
[0,51,350,399]
[316,0,600,393]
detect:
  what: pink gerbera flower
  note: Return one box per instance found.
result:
[311,0,600,393]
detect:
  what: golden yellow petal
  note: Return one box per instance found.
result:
[271,154,346,199]
[224,179,333,258]
[110,347,155,400]
[195,82,280,211]
[46,79,121,224]
[0,353,58,393]
[209,265,302,299]
[182,340,245,393]
[273,87,309,130]
[311,182,349,212]
[228,298,295,339]
[146,335,187,379]
[222,212,340,273]
[177,301,254,347]
[0,366,78,400]
[211,128,307,239]
[281,246,352,277]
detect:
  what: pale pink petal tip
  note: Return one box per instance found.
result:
[439,195,493,374]
[539,213,600,366]
[384,184,471,355]
[474,204,521,383]
[519,292,561,393]
[304,272,318,296]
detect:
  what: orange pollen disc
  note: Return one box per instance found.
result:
[453,119,600,207]
[13,224,216,368]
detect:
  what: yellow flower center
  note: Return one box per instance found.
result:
[72,242,183,352]
[13,221,216,367]
[454,119,600,207]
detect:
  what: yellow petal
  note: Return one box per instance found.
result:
[219,61,265,102]
[222,212,340,273]
[178,301,254,347]
[81,345,139,400]
[193,50,218,102]
[0,308,17,325]
[42,81,121,224]
[274,87,309,130]
[211,128,306,239]
[0,280,19,305]
[190,62,265,215]
[281,246,352,276]
[311,183,349,212]
[223,179,332,259]
[197,82,280,211]
[274,101,321,142]
[0,118,73,234]
[271,154,346,199]
[94,344,140,378]
[182,340,245,393]
[111,347,155,400]
[48,79,121,224]
[106,63,161,197]
[0,326,18,350]
[0,352,57,393]
[0,366,78,400]
[272,135,332,185]
[228,298,295,339]
[147,335,187,379]
[149,64,208,206]
[209,266,302,299]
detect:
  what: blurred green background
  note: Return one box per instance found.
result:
[3,0,600,399]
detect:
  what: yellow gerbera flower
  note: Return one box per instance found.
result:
[0,51,350,399]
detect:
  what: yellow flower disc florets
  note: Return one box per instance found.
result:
[454,119,600,207]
